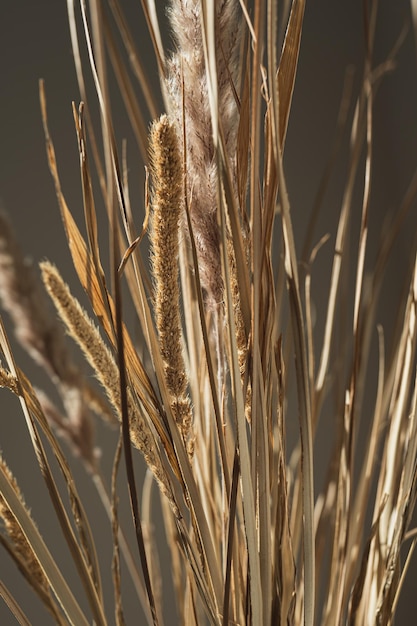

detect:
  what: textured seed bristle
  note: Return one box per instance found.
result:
[0,367,19,396]
[40,262,175,504]
[227,236,251,420]
[227,237,247,377]
[149,115,193,446]
[0,456,61,620]
[166,0,242,308]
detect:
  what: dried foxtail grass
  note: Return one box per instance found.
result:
[0,456,65,625]
[40,260,176,510]
[148,114,192,446]
[0,210,115,466]
[1,1,417,625]
[165,0,242,309]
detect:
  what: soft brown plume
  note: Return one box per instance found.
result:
[165,0,242,308]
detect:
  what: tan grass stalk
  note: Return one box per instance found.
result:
[0,579,32,626]
[40,261,175,508]
[0,452,91,626]
[148,114,192,446]
[0,457,64,625]
[0,310,108,624]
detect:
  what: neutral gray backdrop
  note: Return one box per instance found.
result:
[1,1,417,624]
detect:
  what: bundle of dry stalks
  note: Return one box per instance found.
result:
[1,1,417,625]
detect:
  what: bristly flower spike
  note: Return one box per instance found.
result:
[148,114,193,451]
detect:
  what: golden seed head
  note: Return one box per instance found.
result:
[149,115,193,445]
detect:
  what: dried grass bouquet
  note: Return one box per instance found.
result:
[1,1,417,624]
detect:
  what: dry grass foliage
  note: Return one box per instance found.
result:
[1,1,417,624]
